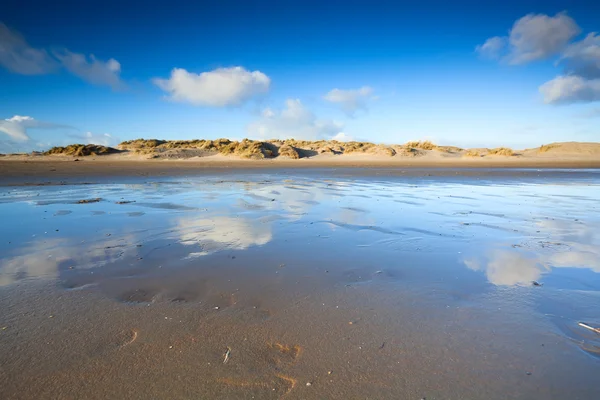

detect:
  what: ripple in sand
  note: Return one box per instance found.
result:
[118,288,159,303]
[393,199,423,206]
[237,198,265,210]
[53,210,73,216]
[320,220,404,235]
[135,202,198,211]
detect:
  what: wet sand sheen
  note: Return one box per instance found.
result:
[1,170,599,399]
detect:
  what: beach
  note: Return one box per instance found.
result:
[1,167,599,399]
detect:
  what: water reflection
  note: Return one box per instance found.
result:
[464,250,548,286]
[1,175,599,293]
[176,215,272,253]
[464,217,600,287]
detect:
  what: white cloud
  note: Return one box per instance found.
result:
[153,66,270,106]
[476,12,580,64]
[559,33,600,79]
[53,50,124,89]
[0,115,70,142]
[68,131,118,147]
[475,36,507,60]
[0,24,123,89]
[247,99,343,140]
[331,132,355,142]
[540,75,600,104]
[323,86,375,115]
[0,23,58,74]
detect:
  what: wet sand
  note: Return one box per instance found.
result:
[2,158,600,186]
[1,171,599,399]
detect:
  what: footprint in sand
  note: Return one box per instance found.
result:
[267,342,302,366]
[216,342,301,397]
[216,374,296,398]
[89,329,138,358]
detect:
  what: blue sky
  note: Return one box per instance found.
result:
[1,0,599,152]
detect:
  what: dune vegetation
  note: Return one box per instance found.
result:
[487,147,515,156]
[464,149,483,157]
[33,139,598,160]
[44,144,118,157]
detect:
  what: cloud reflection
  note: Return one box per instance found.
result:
[464,218,600,286]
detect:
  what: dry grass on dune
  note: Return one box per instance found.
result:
[277,145,301,159]
[119,138,273,159]
[487,147,515,156]
[464,149,483,157]
[44,144,118,157]
[405,140,438,150]
[538,144,560,153]
[38,138,582,161]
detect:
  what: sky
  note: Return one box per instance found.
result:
[1,0,599,152]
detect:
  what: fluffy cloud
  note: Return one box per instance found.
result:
[0,115,71,142]
[0,24,123,88]
[558,33,600,79]
[477,13,600,105]
[247,99,343,140]
[153,67,270,106]
[476,12,580,64]
[0,23,58,74]
[323,86,375,115]
[475,36,507,60]
[539,75,600,104]
[331,132,355,142]
[539,32,600,104]
[53,50,124,89]
[68,131,118,147]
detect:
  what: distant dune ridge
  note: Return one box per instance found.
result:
[23,139,600,160]
[1,140,599,168]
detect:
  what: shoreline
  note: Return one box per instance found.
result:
[0,158,600,186]
[2,157,600,180]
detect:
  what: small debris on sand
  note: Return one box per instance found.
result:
[532,281,543,286]
[578,322,600,334]
[223,347,231,364]
[77,198,101,204]
[116,200,136,204]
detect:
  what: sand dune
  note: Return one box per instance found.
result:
[1,140,599,175]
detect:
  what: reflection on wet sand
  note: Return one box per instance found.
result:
[464,218,600,287]
[1,172,600,399]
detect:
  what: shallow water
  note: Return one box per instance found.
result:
[1,170,599,399]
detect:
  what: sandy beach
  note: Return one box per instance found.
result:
[3,1,600,397]
[1,168,599,399]
[2,140,600,184]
